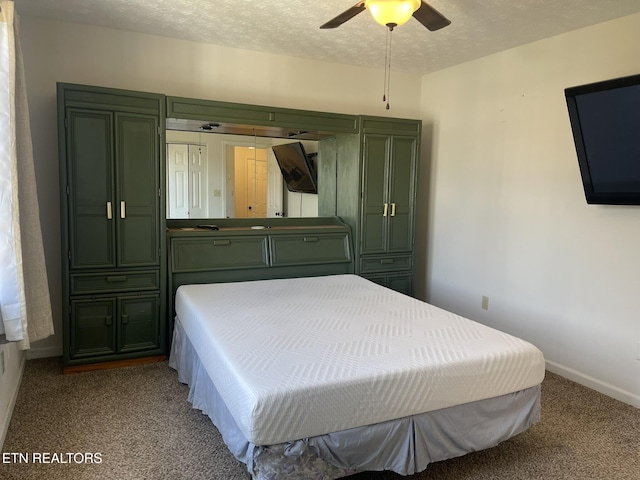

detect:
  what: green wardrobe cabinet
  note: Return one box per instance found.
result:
[319,116,420,296]
[58,83,166,369]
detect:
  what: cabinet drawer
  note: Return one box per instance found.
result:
[70,271,159,295]
[270,233,351,266]
[171,236,269,272]
[360,255,412,274]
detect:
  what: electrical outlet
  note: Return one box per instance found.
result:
[481,296,489,310]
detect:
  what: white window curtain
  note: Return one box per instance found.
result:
[0,1,53,349]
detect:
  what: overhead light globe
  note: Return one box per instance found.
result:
[364,0,421,28]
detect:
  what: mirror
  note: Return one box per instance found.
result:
[166,130,319,219]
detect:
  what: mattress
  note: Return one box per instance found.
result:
[174,274,545,446]
[170,317,541,478]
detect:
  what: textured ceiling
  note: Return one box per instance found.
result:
[13,0,640,75]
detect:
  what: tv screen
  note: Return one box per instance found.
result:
[565,74,640,205]
[271,142,318,194]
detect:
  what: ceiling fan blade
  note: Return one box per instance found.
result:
[320,1,366,29]
[412,1,451,31]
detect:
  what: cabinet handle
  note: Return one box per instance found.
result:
[120,201,126,219]
[303,236,319,242]
[106,202,112,219]
[383,203,388,217]
[213,240,230,246]
[121,314,129,325]
[105,315,112,326]
[390,203,396,217]
[380,259,394,264]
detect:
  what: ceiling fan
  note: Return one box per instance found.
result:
[320,0,451,31]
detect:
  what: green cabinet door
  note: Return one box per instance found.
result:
[66,109,116,269]
[387,135,417,253]
[363,273,413,296]
[70,295,160,360]
[116,113,160,267]
[387,273,413,296]
[118,294,160,353]
[70,298,117,359]
[361,134,390,255]
[65,110,160,270]
[360,133,417,255]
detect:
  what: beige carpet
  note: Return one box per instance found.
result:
[2,358,639,479]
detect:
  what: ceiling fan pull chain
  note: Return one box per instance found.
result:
[385,27,393,110]
[383,28,389,104]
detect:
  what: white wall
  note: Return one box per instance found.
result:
[16,16,421,360]
[418,13,640,406]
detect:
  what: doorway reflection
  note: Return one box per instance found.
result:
[166,130,318,219]
[227,146,271,218]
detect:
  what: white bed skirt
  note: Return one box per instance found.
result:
[170,318,541,479]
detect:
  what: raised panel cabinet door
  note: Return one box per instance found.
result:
[69,298,117,359]
[171,236,269,272]
[269,233,351,266]
[115,113,160,267]
[117,294,160,353]
[387,135,418,253]
[66,109,116,269]
[362,273,413,296]
[386,273,413,296]
[361,134,390,255]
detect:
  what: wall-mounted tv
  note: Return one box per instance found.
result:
[271,142,318,194]
[565,74,640,205]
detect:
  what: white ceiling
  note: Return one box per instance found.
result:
[13,0,640,75]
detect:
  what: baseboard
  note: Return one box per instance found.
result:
[0,351,26,450]
[26,345,62,360]
[63,355,167,374]
[546,360,640,408]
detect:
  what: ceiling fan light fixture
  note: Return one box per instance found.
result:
[364,0,420,28]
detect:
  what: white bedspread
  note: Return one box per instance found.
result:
[175,274,545,446]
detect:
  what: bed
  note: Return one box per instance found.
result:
[169,274,545,479]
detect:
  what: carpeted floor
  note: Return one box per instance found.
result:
[2,358,639,479]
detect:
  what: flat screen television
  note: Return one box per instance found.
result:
[271,142,318,194]
[565,74,640,205]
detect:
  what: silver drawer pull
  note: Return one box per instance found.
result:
[383,203,388,217]
[303,237,319,242]
[106,202,112,219]
[390,203,396,217]
[120,201,126,219]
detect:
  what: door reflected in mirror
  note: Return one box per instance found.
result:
[167,143,209,218]
[166,130,319,219]
[226,146,273,218]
